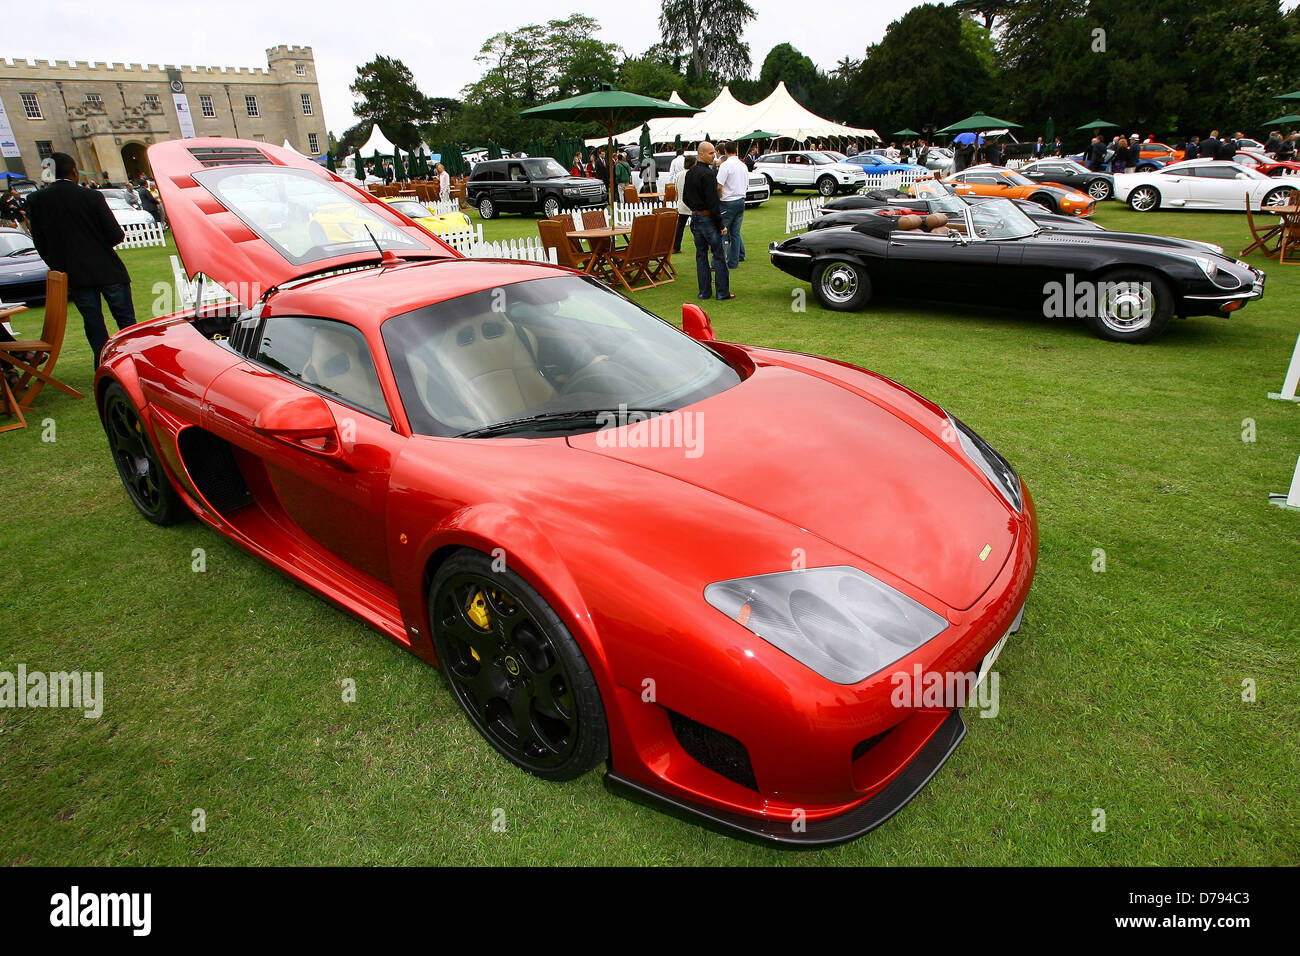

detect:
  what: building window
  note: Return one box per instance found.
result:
[20,93,42,119]
[295,63,305,76]
[86,92,102,106]
[36,141,53,160]
[199,94,215,118]
[144,93,160,109]
[245,95,259,118]
[300,93,313,116]
[308,133,319,154]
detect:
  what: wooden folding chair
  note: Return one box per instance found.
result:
[1241,194,1283,258]
[664,182,677,204]
[1279,207,1300,265]
[538,219,591,271]
[609,215,659,290]
[0,270,85,432]
[646,210,677,282]
[622,184,639,205]
[581,209,608,230]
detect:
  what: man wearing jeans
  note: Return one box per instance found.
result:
[26,153,135,365]
[682,141,732,301]
[717,141,749,269]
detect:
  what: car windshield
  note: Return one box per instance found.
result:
[1001,171,1034,186]
[390,200,433,218]
[968,198,1037,239]
[0,233,35,255]
[104,197,131,210]
[523,158,569,179]
[806,153,835,165]
[193,166,436,265]
[850,154,883,165]
[382,274,742,438]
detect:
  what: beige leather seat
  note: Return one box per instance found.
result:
[302,325,386,414]
[434,314,555,425]
[925,213,950,235]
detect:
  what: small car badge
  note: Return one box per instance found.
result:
[979,544,992,562]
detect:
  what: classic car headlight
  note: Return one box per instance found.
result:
[703,567,949,684]
[948,415,1023,513]
[1191,256,1219,279]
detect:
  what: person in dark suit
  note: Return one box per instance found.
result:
[26,152,135,364]
[1184,135,1200,160]
[1201,131,1220,161]
[135,179,162,222]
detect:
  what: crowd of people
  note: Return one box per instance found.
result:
[1,175,165,234]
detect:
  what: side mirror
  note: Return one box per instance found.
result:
[253,393,352,469]
[682,303,717,342]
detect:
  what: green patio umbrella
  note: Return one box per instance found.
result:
[354,153,364,181]
[392,148,405,182]
[639,122,652,158]
[1045,116,1055,143]
[487,142,502,160]
[326,152,336,172]
[1274,91,1300,100]
[735,130,776,141]
[939,111,1022,133]
[892,127,921,137]
[1077,118,1120,131]
[373,150,384,180]
[519,85,698,212]
[673,133,682,152]
[1262,113,1300,126]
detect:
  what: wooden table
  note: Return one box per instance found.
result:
[566,226,632,290]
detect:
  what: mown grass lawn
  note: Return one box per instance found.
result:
[1,196,1297,865]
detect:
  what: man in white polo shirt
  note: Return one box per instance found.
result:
[717,141,749,269]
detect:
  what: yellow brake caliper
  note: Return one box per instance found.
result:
[465,590,491,660]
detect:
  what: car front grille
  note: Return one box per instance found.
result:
[666,709,759,791]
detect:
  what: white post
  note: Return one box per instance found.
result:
[1269,451,1300,511]
[1268,331,1300,402]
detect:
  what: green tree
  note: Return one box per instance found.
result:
[658,0,758,80]
[758,43,821,102]
[847,4,996,137]
[473,15,619,106]
[349,55,435,150]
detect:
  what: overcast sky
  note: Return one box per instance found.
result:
[8,0,924,136]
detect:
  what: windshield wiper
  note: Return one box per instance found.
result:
[457,407,674,439]
[5,248,34,257]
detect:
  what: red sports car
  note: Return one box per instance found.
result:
[96,138,1037,844]
[1233,148,1300,178]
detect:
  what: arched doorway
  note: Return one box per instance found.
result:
[121,142,149,181]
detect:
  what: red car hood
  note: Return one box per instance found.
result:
[567,364,1017,610]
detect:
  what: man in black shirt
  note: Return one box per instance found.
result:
[26,152,136,364]
[682,141,732,300]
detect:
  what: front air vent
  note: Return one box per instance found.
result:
[666,709,759,791]
[187,146,272,168]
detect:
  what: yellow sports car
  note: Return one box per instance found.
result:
[381,198,472,237]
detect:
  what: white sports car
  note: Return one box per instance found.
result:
[1114,159,1300,212]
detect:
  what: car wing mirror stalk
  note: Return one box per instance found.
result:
[253,393,355,470]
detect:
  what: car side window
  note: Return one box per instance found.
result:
[969,175,998,185]
[255,315,389,420]
[508,163,526,182]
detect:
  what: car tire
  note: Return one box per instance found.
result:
[541,195,561,219]
[1127,185,1160,212]
[817,176,837,197]
[101,381,190,525]
[763,174,775,192]
[1268,168,1288,178]
[1261,187,1293,209]
[477,196,497,220]
[1030,192,1060,213]
[429,549,609,782]
[812,259,872,311]
[1083,269,1174,343]
[1087,179,1112,201]
[779,184,795,194]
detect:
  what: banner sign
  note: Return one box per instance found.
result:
[0,96,22,159]
[167,71,196,139]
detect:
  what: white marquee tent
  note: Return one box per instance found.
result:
[357,124,399,157]
[585,83,877,148]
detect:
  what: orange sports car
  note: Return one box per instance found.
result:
[1139,143,1185,164]
[943,166,1096,217]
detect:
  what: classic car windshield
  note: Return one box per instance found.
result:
[523,158,570,179]
[192,166,435,266]
[968,198,1037,239]
[382,274,742,438]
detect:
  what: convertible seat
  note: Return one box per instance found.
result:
[896,214,924,231]
[301,325,386,413]
[437,314,555,423]
[924,213,951,236]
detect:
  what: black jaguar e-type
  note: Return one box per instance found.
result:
[817,190,1106,234]
[772,185,1264,343]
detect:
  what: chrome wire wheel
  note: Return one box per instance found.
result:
[1129,186,1158,211]
[819,262,859,305]
[1099,280,1155,334]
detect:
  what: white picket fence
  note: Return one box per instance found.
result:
[438,223,486,255]
[426,199,461,216]
[116,220,166,249]
[170,256,237,311]
[611,201,672,227]
[785,197,826,233]
[464,237,558,264]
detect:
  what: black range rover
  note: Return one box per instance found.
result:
[466,158,608,219]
